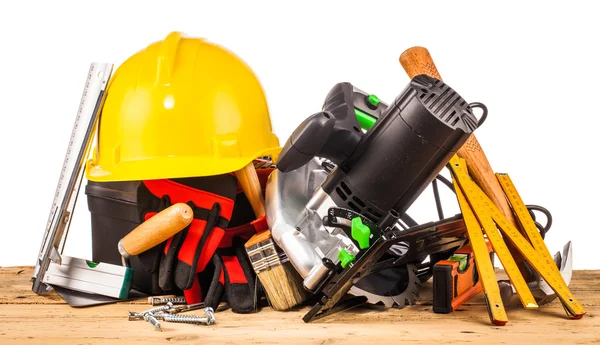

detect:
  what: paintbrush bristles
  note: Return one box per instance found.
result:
[257,263,309,311]
[235,163,307,311]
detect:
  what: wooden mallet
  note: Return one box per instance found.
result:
[399,47,534,282]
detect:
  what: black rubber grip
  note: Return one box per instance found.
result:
[433,264,453,314]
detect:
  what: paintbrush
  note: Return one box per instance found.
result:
[236,162,308,311]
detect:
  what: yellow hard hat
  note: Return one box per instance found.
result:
[86,31,280,182]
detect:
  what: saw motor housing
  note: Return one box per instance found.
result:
[269,75,479,292]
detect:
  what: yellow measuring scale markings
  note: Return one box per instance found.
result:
[452,179,508,325]
[496,173,586,319]
[449,156,538,311]
[447,155,586,323]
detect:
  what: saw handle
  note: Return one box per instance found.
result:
[118,203,193,258]
[399,46,519,231]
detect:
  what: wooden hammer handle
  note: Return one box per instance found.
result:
[399,47,442,80]
[399,46,518,229]
[399,47,537,282]
[118,203,193,258]
[235,162,274,249]
[235,162,266,218]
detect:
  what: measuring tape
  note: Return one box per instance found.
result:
[32,63,113,295]
[448,155,586,322]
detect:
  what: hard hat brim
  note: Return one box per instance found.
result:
[86,146,281,182]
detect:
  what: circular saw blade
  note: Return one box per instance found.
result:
[349,263,420,308]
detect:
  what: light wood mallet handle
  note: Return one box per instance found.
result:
[235,162,266,218]
[118,203,193,258]
[399,46,518,227]
[235,162,275,249]
[399,47,532,280]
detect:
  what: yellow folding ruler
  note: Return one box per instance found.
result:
[448,155,586,325]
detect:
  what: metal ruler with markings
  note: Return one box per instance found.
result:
[32,63,114,295]
[448,155,586,325]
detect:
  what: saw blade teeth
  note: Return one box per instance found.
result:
[383,297,395,308]
[389,294,401,308]
[349,263,422,309]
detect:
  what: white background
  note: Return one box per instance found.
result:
[0,1,598,269]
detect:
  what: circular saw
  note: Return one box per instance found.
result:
[350,262,421,308]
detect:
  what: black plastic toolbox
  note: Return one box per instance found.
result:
[85,181,153,294]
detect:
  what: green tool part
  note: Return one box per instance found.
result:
[354,108,377,130]
[86,260,99,268]
[351,217,371,249]
[367,94,380,106]
[448,254,468,271]
[338,249,356,268]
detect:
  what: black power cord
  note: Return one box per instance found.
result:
[431,171,552,236]
[525,204,553,239]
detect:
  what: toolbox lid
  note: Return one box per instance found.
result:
[85,181,140,204]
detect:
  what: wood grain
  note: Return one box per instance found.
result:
[399,46,530,280]
[1,266,597,345]
[234,162,265,218]
[244,228,272,248]
[119,203,193,258]
[399,46,442,80]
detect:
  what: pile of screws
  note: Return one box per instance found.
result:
[129,297,216,331]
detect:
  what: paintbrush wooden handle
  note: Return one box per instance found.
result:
[118,203,193,258]
[235,162,266,218]
[244,228,273,248]
[399,46,518,229]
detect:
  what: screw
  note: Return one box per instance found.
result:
[155,314,210,325]
[204,307,215,325]
[128,302,174,320]
[154,307,215,325]
[143,313,162,331]
[149,296,186,306]
[166,302,205,314]
[128,311,143,321]
[141,302,174,315]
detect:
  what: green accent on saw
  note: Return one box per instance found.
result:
[448,254,468,271]
[119,267,134,299]
[355,108,377,130]
[338,249,356,269]
[367,94,380,106]
[351,217,371,249]
[86,260,99,268]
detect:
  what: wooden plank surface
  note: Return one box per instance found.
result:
[0,266,598,344]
